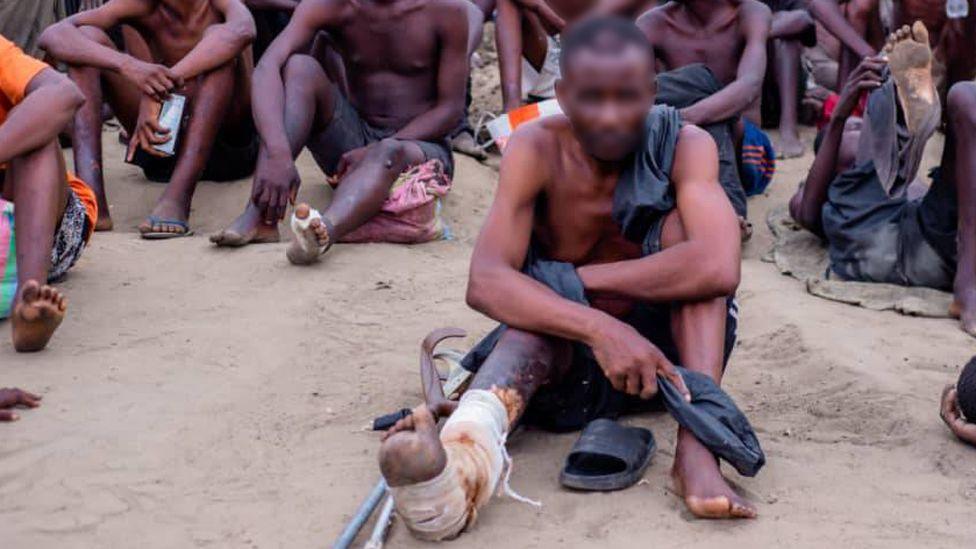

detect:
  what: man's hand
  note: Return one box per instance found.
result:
[589,321,691,401]
[834,55,886,121]
[335,146,370,180]
[0,388,42,422]
[126,96,169,162]
[940,385,976,446]
[252,149,301,223]
[119,57,183,101]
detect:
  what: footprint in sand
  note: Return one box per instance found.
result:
[883,21,941,137]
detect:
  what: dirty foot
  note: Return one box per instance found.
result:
[776,132,805,159]
[672,434,756,519]
[95,214,113,232]
[379,404,448,486]
[949,289,976,338]
[884,22,940,136]
[211,205,280,247]
[286,203,332,265]
[450,130,488,161]
[11,281,67,352]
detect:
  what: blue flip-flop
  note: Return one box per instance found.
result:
[140,216,194,240]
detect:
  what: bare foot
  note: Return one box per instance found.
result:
[776,133,805,159]
[11,281,67,353]
[211,206,280,247]
[286,203,332,266]
[948,289,976,338]
[739,216,753,243]
[0,387,42,422]
[95,215,113,232]
[672,436,756,519]
[450,130,488,161]
[378,404,448,486]
[884,22,940,136]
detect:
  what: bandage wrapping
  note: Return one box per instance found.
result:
[389,390,538,541]
[289,207,327,254]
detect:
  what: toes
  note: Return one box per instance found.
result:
[20,280,40,304]
[731,499,758,519]
[911,21,929,44]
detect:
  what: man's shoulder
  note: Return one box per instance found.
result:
[674,124,717,158]
[425,0,472,20]
[737,0,773,24]
[636,2,677,31]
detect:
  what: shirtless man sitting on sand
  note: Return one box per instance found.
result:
[40,0,258,238]
[210,0,469,260]
[380,18,754,532]
[1,34,95,352]
[790,23,976,337]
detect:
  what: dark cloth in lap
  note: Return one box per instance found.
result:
[131,121,259,183]
[655,64,748,218]
[821,77,956,289]
[311,92,455,178]
[461,106,765,477]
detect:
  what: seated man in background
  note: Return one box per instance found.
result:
[638,0,772,223]
[941,357,976,447]
[495,0,655,113]
[0,34,95,352]
[40,0,257,238]
[380,19,755,538]
[210,0,469,262]
[790,24,976,337]
[762,0,817,158]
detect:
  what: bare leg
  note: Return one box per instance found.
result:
[138,61,237,236]
[379,329,567,486]
[660,212,756,519]
[837,0,879,88]
[943,82,976,336]
[211,54,338,247]
[67,26,142,232]
[773,38,805,159]
[286,138,427,265]
[5,141,70,352]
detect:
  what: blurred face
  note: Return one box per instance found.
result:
[556,44,655,162]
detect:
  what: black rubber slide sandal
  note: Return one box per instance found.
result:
[559,418,656,492]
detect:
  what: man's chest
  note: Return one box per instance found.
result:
[339,19,439,75]
[657,21,745,83]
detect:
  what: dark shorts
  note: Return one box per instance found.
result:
[311,92,455,178]
[131,123,259,183]
[520,299,740,433]
[823,164,956,290]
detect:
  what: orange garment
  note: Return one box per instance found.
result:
[0,35,97,238]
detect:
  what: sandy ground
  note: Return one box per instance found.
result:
[2,118,976,547]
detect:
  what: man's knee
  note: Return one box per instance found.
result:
[367,138,413,168]
[947,82,976,126]
[78,25,116,48]
[283,54,327,85]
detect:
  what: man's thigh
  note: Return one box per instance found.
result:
[307,92,370,175]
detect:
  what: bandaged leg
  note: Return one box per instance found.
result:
[388,390,538,541]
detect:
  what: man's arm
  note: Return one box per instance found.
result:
[391,0,469,142]
[789,55,884,235]
[0,69,85,165]
[466,127,614,342]
[168,0,256,81]
[577,126,741,302]
[679,2,771,126]
[467,124,690,400]
[495,0,527,113]
[39,0,182,98]
[807,0,875,58]
[251,0,349,160]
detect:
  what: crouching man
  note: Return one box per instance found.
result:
[378,17,755,542]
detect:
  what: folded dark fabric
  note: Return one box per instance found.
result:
[655,63,748,218]
[462,104,765,477]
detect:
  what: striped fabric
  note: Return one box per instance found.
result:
[740,120,776,197]
[0,199,15,318]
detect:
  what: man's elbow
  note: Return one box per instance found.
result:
[703,257,740,297]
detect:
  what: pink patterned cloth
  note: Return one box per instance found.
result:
[338,159,453,244]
